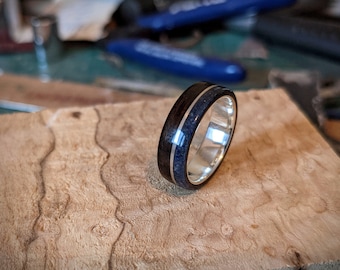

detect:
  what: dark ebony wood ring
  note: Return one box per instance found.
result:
[157,82,237,190]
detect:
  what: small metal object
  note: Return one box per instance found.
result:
[0,100,43,113]
[157,82,237,190]
[31,15,62,82]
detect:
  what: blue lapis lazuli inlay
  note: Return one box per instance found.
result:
[171,89,222,187]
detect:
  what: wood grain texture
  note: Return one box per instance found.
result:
[0,73,159,109]
[0,89,339,269]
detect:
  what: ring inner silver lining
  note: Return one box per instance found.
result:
[186,96,236,185]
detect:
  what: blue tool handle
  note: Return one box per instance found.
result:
[105,39,246,83]
[138,0,296,32]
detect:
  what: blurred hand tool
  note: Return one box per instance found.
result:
[100,0,296,83]
[136,0,296,32]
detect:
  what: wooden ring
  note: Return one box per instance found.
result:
[157,82,237,189]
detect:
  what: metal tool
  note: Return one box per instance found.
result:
[101,0,296,84]
[104,39,246,83]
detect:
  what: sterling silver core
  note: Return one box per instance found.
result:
[157,82,237,190]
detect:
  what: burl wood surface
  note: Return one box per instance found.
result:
[0,89,339,269]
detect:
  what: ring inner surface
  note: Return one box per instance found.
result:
[186,96,236,185]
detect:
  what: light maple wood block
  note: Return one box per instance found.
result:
[0,89,339,269]
[0,73,158,108]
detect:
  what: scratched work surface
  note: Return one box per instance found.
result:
[1,31,340,90]
[0,89,339,269]
[0,73,159,111]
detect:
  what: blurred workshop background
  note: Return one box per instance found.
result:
[0,0,339,149]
